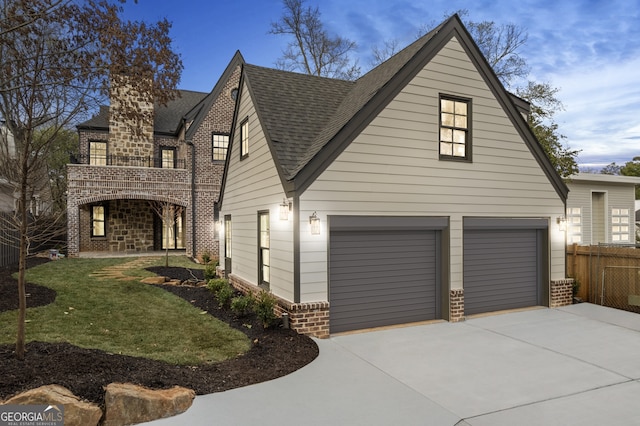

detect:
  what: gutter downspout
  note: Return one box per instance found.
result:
[186,139,196,259]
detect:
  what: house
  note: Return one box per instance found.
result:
[67,52,244,259]
[565,173,640,245]
[217,15,573,338]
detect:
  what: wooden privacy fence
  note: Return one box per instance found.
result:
[0,211,19,267]
[567,243,640,314]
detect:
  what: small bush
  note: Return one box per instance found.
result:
[215,284,235,308]
[207,278,228,293]
[204,263,217,280]
[254,291,278,328]
[231,294,255,317]
[201,251,211,265]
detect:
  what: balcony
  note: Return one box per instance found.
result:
[71,154,186,169]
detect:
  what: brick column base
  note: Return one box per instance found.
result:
[222,271,330,339]
[550,279,574,307]
[450,289,465,322]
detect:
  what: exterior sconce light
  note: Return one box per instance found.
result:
[557,216,566,232]
[280,198,292,220]
[309,211,320,235]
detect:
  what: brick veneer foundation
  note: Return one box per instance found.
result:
[220,269,330,339]
[449,289,465,322]
[550,279,574,307]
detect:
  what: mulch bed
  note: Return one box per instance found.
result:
[0,260,318,407]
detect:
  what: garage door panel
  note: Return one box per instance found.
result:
[330,229,439,333]
[464,228,541,316]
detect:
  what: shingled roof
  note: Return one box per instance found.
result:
[235,14,568,200]
[77,89,208,135]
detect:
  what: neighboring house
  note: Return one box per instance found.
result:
[67,52,244,259]
[218,15,572,338]
[565,173,640,245]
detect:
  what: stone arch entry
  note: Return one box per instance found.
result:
[70,194,189,255]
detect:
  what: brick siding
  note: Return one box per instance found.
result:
[550,279,574,307]
[222,270,330,339]
[68,65,241,259]
[449,289,465,322]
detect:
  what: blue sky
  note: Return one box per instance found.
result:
[121,0,640,170]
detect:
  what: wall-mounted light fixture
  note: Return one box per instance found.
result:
[309,211,320,235]
[280,198,292,220]
[557,215,567,232]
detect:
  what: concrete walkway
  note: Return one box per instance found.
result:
[144,304,640,426]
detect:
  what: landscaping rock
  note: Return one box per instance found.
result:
[2,384,102,426]
[102,383,195,426]
[166,279,183,286]
[140,276,168,284]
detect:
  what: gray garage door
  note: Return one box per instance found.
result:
[464,228,541,316]
[329,229,439,333]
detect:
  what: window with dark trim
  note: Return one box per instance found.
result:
[240,118,249,159]
[212,133,229,162]
[258,211,270,288]
[224,214,232,261]
[89,140,107,165]
[160,146,176,168]
[91,204,106,237]
[439,95,471,161]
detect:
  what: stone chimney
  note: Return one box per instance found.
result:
[108,74,155,165]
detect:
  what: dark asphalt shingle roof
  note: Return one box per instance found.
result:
[243,22,442,181]
[237,14,568,201]
[77,90,208,135]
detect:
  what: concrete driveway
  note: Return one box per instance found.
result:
[145,303,640,425]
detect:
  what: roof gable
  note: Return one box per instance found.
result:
[230,14,568,201]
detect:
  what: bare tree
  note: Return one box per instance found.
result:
[269,0,360,80]
[370,39,400,68]
[148,201,184,267]
[0,0,182,360]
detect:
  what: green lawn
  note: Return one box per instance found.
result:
[0,256,250,365]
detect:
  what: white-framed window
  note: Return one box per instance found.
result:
[567,207,582,244]
[611,208,630,242]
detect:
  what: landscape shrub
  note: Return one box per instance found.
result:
[254,291,278,328]
[215,283,234,308]
[201,251,211,265]
[230,294,255,317]
[204,263,217,280]
[207,278,227,293]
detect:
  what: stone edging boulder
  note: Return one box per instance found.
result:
[1,383,195,426]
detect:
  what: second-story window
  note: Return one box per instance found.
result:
[439,95,471,161]
[240,118,249,159]
[89,141,107,165]
[160,147,176,168]
[212,133,229,161]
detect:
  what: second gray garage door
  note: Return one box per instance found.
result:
[329,229,439,334]
[464,227,543,316]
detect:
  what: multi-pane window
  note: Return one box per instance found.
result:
[611,208,630,242]
[212,133,229,161]
[89,141,107,165]
[567,207,582,244]
[91,205,106,237]
[224,214,232,261]
[258,211,270,287]
[240,119,249,159]
[160,147,175,168]
[440,96,470,160]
